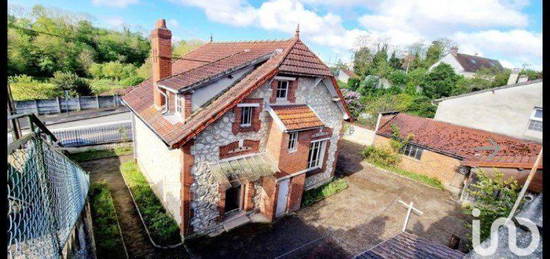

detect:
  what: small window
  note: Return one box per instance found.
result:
[240,107,253,127]
[307,140,326,169]
[528,108,542,132]
[288,132,298,152]
[399,144,423,160]
[176,94,182,113]
[276,81,289,98]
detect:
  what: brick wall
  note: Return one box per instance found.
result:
[287,174,306,213]
[373,135,463,187]
[265,120,284,165]
[219,139,260,159]
[181,141,194,235]
[259,176,278,221]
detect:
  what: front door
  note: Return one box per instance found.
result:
[225,184,242,213]
[276,178,290,217]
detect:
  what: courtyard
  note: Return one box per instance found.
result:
[80,139,469,258]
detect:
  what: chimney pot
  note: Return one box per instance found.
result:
[156,19,167,28]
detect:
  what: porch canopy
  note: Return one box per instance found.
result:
[209,154,277,190]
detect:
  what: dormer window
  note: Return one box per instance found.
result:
[528,107,542,132]
[276,81,289,99]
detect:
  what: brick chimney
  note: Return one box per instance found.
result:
[151,19,172,110]
[450,47,458,56]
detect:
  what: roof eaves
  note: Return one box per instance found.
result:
[433,79,543,103]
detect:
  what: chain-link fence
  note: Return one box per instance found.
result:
[7,135,90,258]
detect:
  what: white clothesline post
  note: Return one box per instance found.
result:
[398,200,424,232]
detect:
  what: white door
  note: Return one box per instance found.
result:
[275,178,290,217]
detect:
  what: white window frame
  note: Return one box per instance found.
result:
[240,106,253,127]
[307,139,327,169]
[175,94,182,114]
[276,81,289,99]
[527,107,542,132]
[288,132,298,152]
[399,144,423,160]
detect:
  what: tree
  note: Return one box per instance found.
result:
[51,71,92,96]
[421,63,459,99]
[387,70,407,87]
[353,47,373,77]
[464,170,520,243]
[424,40,445,68]
[173,39,204,58]
[388,51,401,70]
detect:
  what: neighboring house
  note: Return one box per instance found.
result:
[464,193,542,258]
[354,232,465,258]
[373,112,542,194]
[433,79,542,143]
[122,20,351,238]
[429,47,504,78]
[337,68,357,83]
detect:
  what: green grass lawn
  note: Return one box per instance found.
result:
[68,146,133,162]
[301,178,348,207]
[369,160,444,189]
[120,161,181,245]
[89,182,127,258]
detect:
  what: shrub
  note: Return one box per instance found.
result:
[120,75,145,86]
[90,79,129,95]
[302,178,348,207]
[8,75,61,100]
[120,161,181,244]
[51,71,92,96]
[361,145,400,167]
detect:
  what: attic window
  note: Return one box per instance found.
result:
[528,107,542,132]
[276,81,289,98]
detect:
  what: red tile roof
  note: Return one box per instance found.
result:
[454,53,504,73]
[270,105,325,130]
[341,68,357,78]
[122,37,351,148]
[376,113,542,169]
[356,232,464,259]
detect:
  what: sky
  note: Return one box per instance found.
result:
[9,0,543,70]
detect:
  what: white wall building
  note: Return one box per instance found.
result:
[429,47,504,79]
[433,79,542,143]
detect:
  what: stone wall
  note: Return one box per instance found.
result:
[342,122,375,146]
[134,115,182,225]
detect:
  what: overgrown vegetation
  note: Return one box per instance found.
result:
[301,178,348,207]
[366,158,443,189]
[463,170,520,245]
[68,145,133,162]
[89,182,126,258]
[337,38,541,126]
[8,4,204,98]
[120,161,181,244]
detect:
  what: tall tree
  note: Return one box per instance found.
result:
[388,51,401,70]
[353,47,373,77]
[421,63,459,99]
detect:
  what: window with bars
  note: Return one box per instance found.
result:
[176,94,182,113]
[276,81,289,98]
[288,132,298,152]
[307,140,326,169]
[240,107,253,127]
[528,107,542,132]
[399,144,424,160]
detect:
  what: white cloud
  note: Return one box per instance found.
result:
[174,0,540,69]
[167,19,180,28]
[92,0,139,8]
[104,16,125,27]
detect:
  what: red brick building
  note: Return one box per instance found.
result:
[122,19,351,238]
[373,112,542,195]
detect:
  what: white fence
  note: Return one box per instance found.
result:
[13,95,123,115]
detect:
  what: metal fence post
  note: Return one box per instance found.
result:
[78,96,82,111]
[114,94,118,107]
[34,99,39,115]
[96,95,100,109]
[57,97,62,113]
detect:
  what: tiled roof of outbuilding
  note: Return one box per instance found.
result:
[355,232,464,259]
[376,113,542,168]
[270,105,325,130]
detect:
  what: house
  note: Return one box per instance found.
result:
[433,79,542,143]
[337,68,357,83]
[429,47,504,78]
[354,231,465,259]
[122,19,351,238]
[373,112,542,194]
